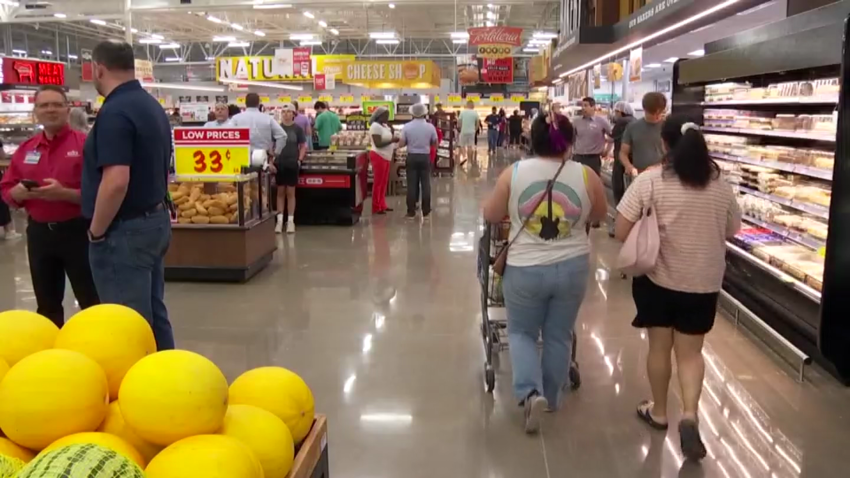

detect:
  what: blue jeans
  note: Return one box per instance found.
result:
[487,129,499,152]
[503,254,589,408]
[89,209,174,350]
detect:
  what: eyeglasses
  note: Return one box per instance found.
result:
[35,102,68,110]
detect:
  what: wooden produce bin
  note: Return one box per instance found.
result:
[165,173,277,282]
[288,415,329,478]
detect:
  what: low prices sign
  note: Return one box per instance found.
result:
[0,58,65,87]
[468,26,523,59]
[480,58,514,84]
[173,128,251,177]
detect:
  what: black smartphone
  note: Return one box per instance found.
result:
[20,179,40,190]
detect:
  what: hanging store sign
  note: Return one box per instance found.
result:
[480,58,514,84]
[81,49,93,82]
[173,128,251,177]
[447,94,463,103]
[0,58,65,87]
[468,26,523,59]
[318,94,333,103]
[340,60,439,88]
[629,47,643,82]
[134,59,154,83]
[216,56,312,82]
[313,55,357,78]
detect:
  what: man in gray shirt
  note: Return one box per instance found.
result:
[572,97,612,176]
[620,92,668,177]
[231,93,286,160]
[399,103,438,220]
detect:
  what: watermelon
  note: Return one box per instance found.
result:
[16,443,145,478]
[0,454,25,478]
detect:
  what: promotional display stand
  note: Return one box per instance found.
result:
[295,149,365,226]
[164,127,276,282]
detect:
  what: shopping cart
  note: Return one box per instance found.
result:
[477,220,581,394]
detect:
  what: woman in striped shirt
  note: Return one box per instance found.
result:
[615,114,741,462]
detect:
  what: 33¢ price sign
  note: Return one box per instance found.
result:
[173,128,251,177]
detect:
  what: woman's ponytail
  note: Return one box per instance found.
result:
[661,115,718,188]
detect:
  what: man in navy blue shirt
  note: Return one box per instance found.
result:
[82,40,174,350]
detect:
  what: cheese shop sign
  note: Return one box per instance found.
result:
[341,60,440,88]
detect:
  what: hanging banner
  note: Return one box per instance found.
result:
[81,49,93,82]
[360,95,372,103]
[629,47,643,82]
[568,71,588,100]
[447,94,463,103]
[467,93,481,103]
[216,56,311,82]
[313,73,327,91]
[260,96,271,104]
[134,59,154,83]
[480,58,514,84]
[607,62,624,82]
[468,26,523,59]
[215,95,229,104]
[293,47,311,77]
[273,48,294,77]
[313,54,357,77]
[593,64,602,89]
[172,128,251,177]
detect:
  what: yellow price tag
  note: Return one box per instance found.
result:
[278,95,292,104]
[319,95,333,103]
[158,98,166,106]
[511,95,526,102]
[447,94,462,103]
[467,94,481,103]
[339,95,355,103]
[434,96,441,104]
[174,146,250,176]
[818,246,826,258]
[490,94,505,102]
[260,96,271,104]
[360,95,372,103]
[298,96,313,104]
[236,96,246,104]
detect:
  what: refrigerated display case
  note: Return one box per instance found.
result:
[674,2,850,383]
[295,149,365,225]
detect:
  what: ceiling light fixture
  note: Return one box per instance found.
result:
[219,78,303,91]
[303,11,315,19]
[689,49,705,56]
[664,57,679,63]
[212,36,237,42]
[227,41,250,48]
[389,3,395,8]
[139,38,162,44]
[90,19,107,26]
[53,13,67,19]
[645,63,662,68]
[559,0,742,78]
[159,43,181,49]
[376,39,400,45]
[300,40,322,46]
[485,21,494,27]
[41,50,52,55]
[450,32,469,39]
[164,57,181,62]
[486,12,497,20]
[330,28,339,35]
[231,23,244,31]
[318,20,327,27]
[11,49,26,55]
[0,1,20,6]
[532,32,558,39]
[253,3,292,10]
[68,54,78,59]
[131,28,138,33]
[254,30,266,37]
[140,82,226,92]
[737,0,776,16]
[289,34,314,40]
[528,39,550,45]
[369,32,396,39]
[522,48,540,53]
[151,34,165,40]
[206,15,223,24]
[452,39,467,44]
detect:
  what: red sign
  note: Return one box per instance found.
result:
[0,58,65,86]
[467,27,523,47]
[313,74,326,91]
[480,58,514,84]
[81,49,93,82]
[294,47,311,77]
[298,175,351,189]
[173,128,250,144]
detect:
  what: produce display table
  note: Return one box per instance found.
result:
[288,415,329,478]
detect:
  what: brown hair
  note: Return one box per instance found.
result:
[34,85,68,103]
[642,92,668,115]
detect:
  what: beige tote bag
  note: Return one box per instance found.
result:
[617,181,660,276]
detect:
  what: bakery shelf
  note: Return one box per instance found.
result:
[702,97,838,106]
[712,153,833,181]
[741,215,826,252]
[702,126,835,142]
[736,185,830,220]
[726,242,821,303]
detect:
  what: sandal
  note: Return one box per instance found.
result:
[636,400,669,430]
[679,419,707,461]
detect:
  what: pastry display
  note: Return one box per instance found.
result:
[706,134,834,171]
[168,181,255,225]
[704,109,836,136]
[705,78,839,102]
[331,131,370,148]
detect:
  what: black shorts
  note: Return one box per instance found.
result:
[631,275,718,335]
[276,165,299,187]
[509,133,521,145]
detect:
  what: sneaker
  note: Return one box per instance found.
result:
[523,392,547,434]
[422,214,430,222]
[405,214,417,220]
[385,207,394,212]
[286,221,296,234]
[4,232,21,241]
[274,221,283,234]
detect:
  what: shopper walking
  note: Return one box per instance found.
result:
[457,100,478,164]
[619,92,668,178]
[508,109,523,150]
[82,40,175,350]
[497,108,507,148]
[398,103,437,220]
[483,111,608,433]
[485,107,501,155]
[615,115,740,461]
[0,85,99,327]
[0,140,21,242]
[572,97,612,176]
[275,104,307,235]
[314,101,341,150]
[204,103,233,128]
[291,100,312,151]
[231,93,286,162]
[610,101,636,204]
[369,107,396,215]
[69,108,90,133]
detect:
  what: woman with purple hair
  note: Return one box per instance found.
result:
[483,111,608,433]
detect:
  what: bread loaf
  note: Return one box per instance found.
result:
[207,206,225,216]
[181,209,197,218]
[210,215,229,224]
[191,215,210,224]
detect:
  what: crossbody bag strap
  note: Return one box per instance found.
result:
[502,159,569,250]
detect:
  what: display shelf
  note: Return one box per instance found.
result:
[702,97,838,106]
[712,153,833,181]
[726,242,821,303]
[741,215,825,252]
[736,185,830,219]
[701,126,835,142]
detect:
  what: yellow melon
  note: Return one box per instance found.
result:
[218,405,294,478]
[0,349,109,450]
[0,310,58,366]
[98,401,162,464]
[39,432,144,468]
[0,454,25,477]
[0,358,8,384]
[0,436,35,462]
[118,350,228,446]
[228,367,314,444]
[145,435,263,478]
[55,304,157,399]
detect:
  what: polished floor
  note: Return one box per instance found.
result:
[2,151,850,477]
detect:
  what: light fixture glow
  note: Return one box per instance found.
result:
[159,43,181,49]
[522,48,540,53]
[164,57,181,62]
[485,21,494,27]
[253,3,292,9]
[140,82,226,92]
[0,1,20,6]
[486,11,497,20]
[664,57,679,63]
[68,54,78,59]
[300,40,322,46]
[205,56,216,61]
[212,36,237,42]
[360,413,413,424]
[559,0,742,78]
[206,15,223,24]
[369,32,396,39]
[330,28,339,35]
[318,20,328,27]
[528,39,550,45]
[376,39,400,45]
[289,34,314,40]
[253,30,266,37]
[139,38,162,44]
[231,23,244,31]
[451,32,469,39]
[90,19,107,26]
[218,78,304,91]
[452,39,467,44]
[689,49,705,56]
[41,50,52,55]
[131,28,138,33]
[303,11,315,19]
[645,63,662,68]
[53,13,67,19]
[151,34,165,40]
[227,42,250,48]
[389,3,395,8]
[343,375,356,393]
[11,49,26,55]
[533,32,558,39]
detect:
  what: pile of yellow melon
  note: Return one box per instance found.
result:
[0,306,314,478]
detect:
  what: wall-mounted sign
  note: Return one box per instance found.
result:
[278,95,292,104]
[0,58,65,87]
[362,100,395,120]
[339,95,355,103]
[216,56,311,82]
[468,27,523,59]
[298,95,313,104]
[447,94,463,103]
[466,93,481,103]
[318,95,333,103]
[195,95,210,103]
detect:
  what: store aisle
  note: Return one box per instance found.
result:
[1,155,849,477]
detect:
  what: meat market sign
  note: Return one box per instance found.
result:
[0,58,65,87]
[468,26,523,59]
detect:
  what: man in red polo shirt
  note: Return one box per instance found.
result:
[0,85,99,327]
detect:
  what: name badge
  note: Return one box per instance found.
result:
[24,151,41,165]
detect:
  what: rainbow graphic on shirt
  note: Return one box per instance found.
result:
[517,181,583,241]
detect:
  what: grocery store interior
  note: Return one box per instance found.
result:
[2,0,850,477]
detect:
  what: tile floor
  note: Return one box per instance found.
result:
[3,150,850,477]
